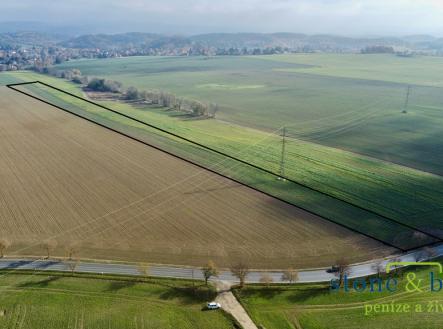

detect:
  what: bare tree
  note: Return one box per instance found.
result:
[230,261,250,288]
[67,258,80,275]
[259,273,274,287]
[150,90,160,105]
[139,90,148,102]
[175,97,184,111]
[161,92,176,108]
[137,263,150,280]
[415,246,437,262]
[371,260,385,278]
[335,258,350,287]
[281,268,298,284]
[190,100,209,117]
[42,239,58,259]
[209,103,220,118]
[0,239,11,258]
[159,91,177,107]
[65,241,79,260]
[202,260,219,286]
[385,256,403,276]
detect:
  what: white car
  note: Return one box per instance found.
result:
[207,302,221,310]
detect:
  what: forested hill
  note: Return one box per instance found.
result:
[60,32,163,49]
[2,31,443,53]
[61,32,432,51]
[0,32,62,48]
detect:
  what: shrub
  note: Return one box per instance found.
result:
[125,86,140,100]
[87,78,122,93]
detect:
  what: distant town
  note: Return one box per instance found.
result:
[1,31,442,71]
[0,45,293,72]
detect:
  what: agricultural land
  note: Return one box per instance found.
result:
[0,84,387,268]
[0,271,233,329]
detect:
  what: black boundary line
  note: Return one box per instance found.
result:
[28,81,443,244]
[5,81,440,252]
[6,81,37,86]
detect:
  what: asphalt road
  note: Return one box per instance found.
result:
[1,243,442,283]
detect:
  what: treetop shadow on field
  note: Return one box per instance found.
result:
[102,278,216,304]
[285,286,330,303]
[159,110,210,121]
[106,280,136,292]
[18,275,61,288]
[238,286,329,304]
[159,285,216,304]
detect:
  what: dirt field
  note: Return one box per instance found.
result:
[0,86,392,268]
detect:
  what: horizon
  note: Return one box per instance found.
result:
[1,23,442,40]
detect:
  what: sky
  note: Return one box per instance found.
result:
[1,0,443,36]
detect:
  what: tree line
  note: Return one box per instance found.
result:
[0,237,300,287]
[37,68,219,118]
[123,85,220,117]
[1,238,437,290]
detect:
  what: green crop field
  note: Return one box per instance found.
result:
[54,54,443,176]
[3,69,443,251]
[258,53,443,86]
[0,272,233,329]
[235,261,443,329]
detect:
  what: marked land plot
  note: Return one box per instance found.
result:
[0,86,391,268]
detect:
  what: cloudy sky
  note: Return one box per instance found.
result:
[1,0,443,36]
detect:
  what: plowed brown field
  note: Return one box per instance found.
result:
[0,87,391,268]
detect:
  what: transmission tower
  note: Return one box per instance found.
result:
[279,126,287,179]
[403,85,411,112]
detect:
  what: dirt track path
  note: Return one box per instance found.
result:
[215,281,258,329]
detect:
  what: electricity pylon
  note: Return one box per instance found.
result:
[403,85,411,112]
[279,126,287,180]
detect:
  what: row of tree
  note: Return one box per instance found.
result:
[0,238,294,288]
[124,85,219,117]
[44,68,219,118]
[1,238,436,288]
[361,45,395,54]
[0,238,80,274]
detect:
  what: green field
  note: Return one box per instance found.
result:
[235,262,443,329]
[3,70,443,250]
[54,54,443,176]
[259,53,443,86]
[0,271,234,329]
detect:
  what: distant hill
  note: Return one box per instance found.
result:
[189,33,410,50]
[2,31,442,53]
[0,31,62,48]
[60,32,163,49]
[60,32,422,51]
